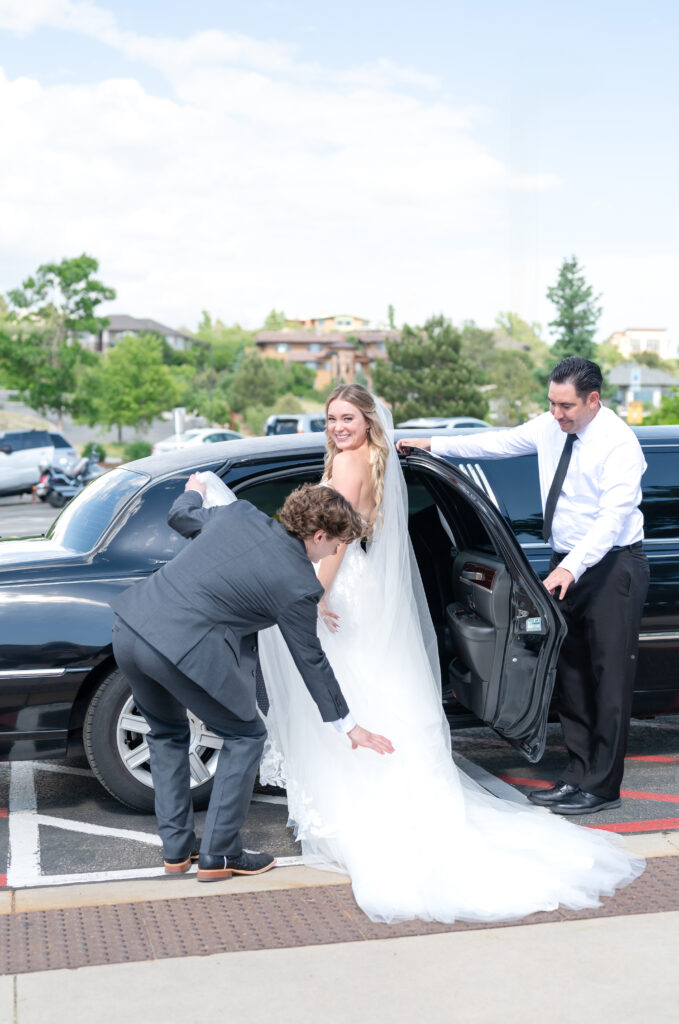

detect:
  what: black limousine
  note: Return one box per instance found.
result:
[0,426,677,809]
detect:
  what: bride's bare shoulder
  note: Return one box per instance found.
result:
[332,449,371,481]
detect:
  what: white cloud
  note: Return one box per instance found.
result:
[0,0,115,38]
[0,1,568,331]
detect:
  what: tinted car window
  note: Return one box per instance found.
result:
[237,469,321,516]
[639,448,679,539]
[310,419,326,432]
[104,476,188,564]
[1,430,51,451]
[49,433,73,449]
[273,420,298,435]
[48,468,147,552]
[483,456,543,543]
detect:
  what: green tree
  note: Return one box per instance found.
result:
[372,315,487,422]
[7,253,115,343]
[595,340,628,374]
[84,334,179,441]
[494,312,547,355]
[460,320,497,378]
[263,309,286,331]
[227,351,281,413]
[546,256,601,361]
[459,319,543,424]
[0,325,98,427]
[646,389,679,425]
[277,361,316,397]
[486,349,538,425]
[195,311,255,371]
[0,254,115,426]
[387,304,396,330]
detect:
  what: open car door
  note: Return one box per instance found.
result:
[404,449,567,762]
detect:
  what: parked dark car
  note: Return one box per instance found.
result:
[0,426,677,811]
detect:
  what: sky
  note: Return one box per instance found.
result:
[1,0,677,342]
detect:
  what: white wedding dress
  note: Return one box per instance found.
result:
[197,416,644,924]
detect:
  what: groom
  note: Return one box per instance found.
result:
[111,476,394,882]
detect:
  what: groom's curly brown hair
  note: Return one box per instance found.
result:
[278,484,364,544]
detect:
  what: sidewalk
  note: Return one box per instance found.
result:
[1,831,678,1024]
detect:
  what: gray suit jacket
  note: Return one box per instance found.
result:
[111,490,350,723]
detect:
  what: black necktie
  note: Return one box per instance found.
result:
[542,433,576,543]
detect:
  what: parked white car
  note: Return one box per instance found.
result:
[0,429,79,497]
[151,428,243,456]
[396,417,492,430]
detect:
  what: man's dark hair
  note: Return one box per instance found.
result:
[549,356,603,399]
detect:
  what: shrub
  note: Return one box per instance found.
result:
[242,404,269,436]
[81,440,107,461]
[123,440,152,461]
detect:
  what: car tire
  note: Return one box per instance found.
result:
[83,667,219,811]
[47,491,67,508]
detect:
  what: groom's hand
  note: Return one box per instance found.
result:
[185,473,206,497]
[348,724,395,755]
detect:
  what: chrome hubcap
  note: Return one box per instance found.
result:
[116,695,223,789]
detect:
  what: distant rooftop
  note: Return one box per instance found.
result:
[609,362,679,386]
[104,315,196,341]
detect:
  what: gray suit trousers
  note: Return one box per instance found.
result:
[112,620,266,860]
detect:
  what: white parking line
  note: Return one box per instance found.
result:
[7,762,41,888]
[28,761,94,777]
[5,761,302,889]
[34,814,162,846]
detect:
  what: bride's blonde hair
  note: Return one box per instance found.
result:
[322,383,389,526]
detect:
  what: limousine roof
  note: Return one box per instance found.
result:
[128,422,679,485]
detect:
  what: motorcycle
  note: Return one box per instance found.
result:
[36,448,105,508]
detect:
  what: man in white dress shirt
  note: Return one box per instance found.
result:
[398,357,649,815]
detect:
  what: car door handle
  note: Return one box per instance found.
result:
[461,570,485,582]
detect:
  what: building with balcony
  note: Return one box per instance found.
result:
[607,328,677,361]
[286,313,372,334]
[255,329,397,389]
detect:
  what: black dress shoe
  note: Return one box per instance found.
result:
[197,850,276,882]
[164,848,199,874]
[527,781,579,806]
[548,790,622,815]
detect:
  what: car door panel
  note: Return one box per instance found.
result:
[404,450,567,761]
[446,553,510,719]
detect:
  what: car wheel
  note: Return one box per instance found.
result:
[83,667,223,811]
[47,491,67,508]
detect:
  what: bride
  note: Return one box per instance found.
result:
[208,385,644,924]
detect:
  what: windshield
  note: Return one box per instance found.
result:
[47,467,148,552]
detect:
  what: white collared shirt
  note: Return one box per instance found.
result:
[431,406,646,582]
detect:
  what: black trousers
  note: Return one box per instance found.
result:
[551,545,649,800]
[112,619,266,860]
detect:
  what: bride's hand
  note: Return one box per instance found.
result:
[319,599,340,632]
[348,724,395,755]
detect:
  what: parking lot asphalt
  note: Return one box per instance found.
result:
[0,494,60,539]
[1,719,678,892]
